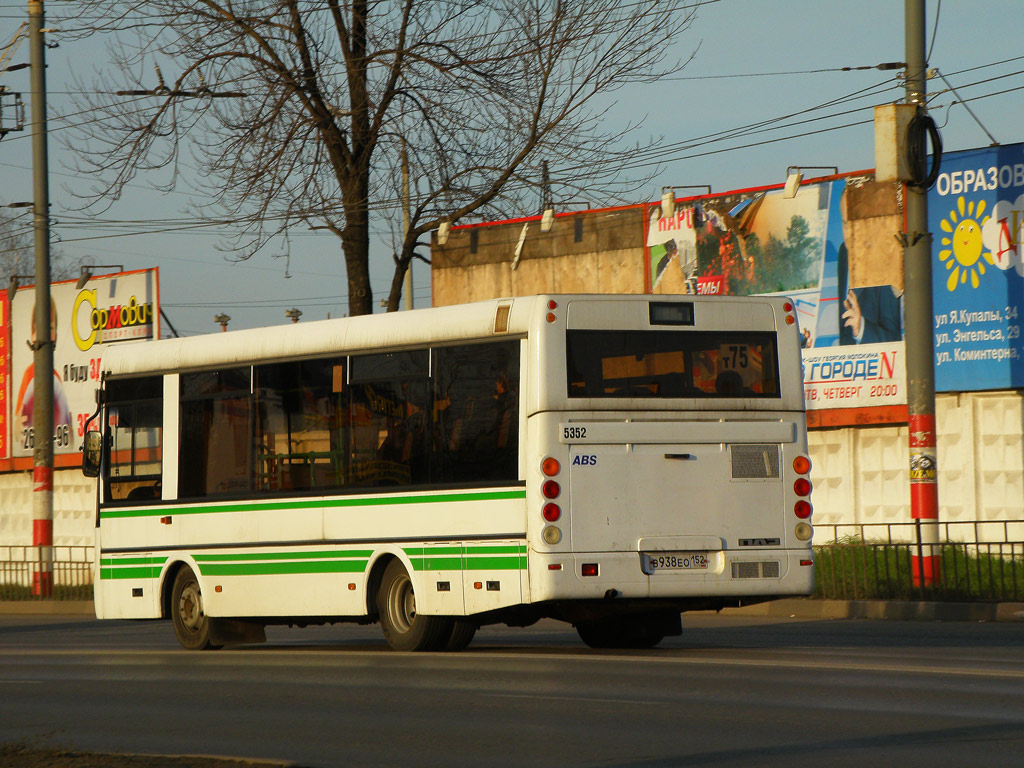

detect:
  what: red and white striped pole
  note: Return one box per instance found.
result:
[909,414,940,586]
[32,466,54,597]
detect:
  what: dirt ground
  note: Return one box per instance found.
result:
[0,745,304,768]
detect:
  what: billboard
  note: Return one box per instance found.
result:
[929,143,1024,391]
[5,269,159,459]
[646,178,908,417]
[0,293,9,459]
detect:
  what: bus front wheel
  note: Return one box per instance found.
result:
[377,560,452,652]
[171,566,221,651]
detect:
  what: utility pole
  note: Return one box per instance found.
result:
[903,0,940,587]
[401,137,412,310]
[28,0,54,597]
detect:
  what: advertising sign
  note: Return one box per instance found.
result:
[646,178,908,416]
[929,143,1024,391]
[647,206,699,294]
[7,269,159,458]
[802,342,905,410]
[0,293,9,459]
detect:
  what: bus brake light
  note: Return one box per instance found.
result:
[793,478,811,497]
[542,480,560,499]
[543,503,561,522]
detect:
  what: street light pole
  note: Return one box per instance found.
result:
[903,0,940,587]
[28,0,54,597]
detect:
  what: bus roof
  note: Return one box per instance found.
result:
[101,296,540,377]
[99,294,791,378]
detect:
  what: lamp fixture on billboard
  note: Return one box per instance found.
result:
[75,264,124,290]
[660,185,711,219]
[7,274,33,302]
[783,166,838,199]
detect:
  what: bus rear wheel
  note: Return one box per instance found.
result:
[377,560,452,652]
[171,566,221,651]
[445,620,477,652]
[575,616,666,649]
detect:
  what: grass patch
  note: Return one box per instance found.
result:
[814,538,1024,602]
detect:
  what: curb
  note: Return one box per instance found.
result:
[721,598,1024,622]
[2,599,1023,622]
[0,600,95,615]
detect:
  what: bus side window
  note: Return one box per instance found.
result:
[254,358,345,493]
[349,350,430,488]
[178,368,252,499]
[103,376,163,503]
[433,342,519,484]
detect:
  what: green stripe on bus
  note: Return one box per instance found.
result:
[197,560,368,576]
[192,550,373,562]
[100,556,167,567]
[100,565,164,580]
[408,557,463,571]
[99,489,526,519]
[464,556,527,570]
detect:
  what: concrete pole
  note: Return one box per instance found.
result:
[904,0,940,587]
[28,0,54,597]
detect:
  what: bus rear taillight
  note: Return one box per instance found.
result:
[540,456,564,544]
[792,452,813,533]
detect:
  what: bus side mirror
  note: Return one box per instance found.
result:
[82,430,102,478]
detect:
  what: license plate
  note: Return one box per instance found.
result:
[642,551,709,573]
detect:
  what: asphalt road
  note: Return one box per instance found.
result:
[2,613,1022,767]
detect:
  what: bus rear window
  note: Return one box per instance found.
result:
[566,330,780,398]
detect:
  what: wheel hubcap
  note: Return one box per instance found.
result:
[179,583,204,631]
[388,575,416,634]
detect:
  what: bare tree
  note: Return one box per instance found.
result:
[61,1,699,315]
[0,207,79,283]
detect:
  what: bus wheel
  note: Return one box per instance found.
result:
[575,617,665,649]
[171,566,221,651]
[445,620,477,652]
[377,560,452,652]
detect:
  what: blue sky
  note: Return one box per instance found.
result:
[1,0,1021,334]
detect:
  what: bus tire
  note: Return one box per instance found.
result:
[575,617,665,649]
[445,620,477,652]
[171,566,221,651]
[377,560,452,652]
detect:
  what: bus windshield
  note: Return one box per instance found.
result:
[566,329,780,398]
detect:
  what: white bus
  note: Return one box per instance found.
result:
[83,294,813,651]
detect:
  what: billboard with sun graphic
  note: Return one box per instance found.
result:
[930,143,1024,391]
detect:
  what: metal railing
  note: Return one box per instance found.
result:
[813,538,1024,602]
[0,546,94,601]
[1,536,1021,603]
[813,520,1024,546]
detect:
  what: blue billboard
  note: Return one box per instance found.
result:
[930,143,1024,391]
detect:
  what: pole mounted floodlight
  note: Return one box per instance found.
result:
[214,313,231,332]
[783,167,838,199]
[7,273,33,302]
[285,308,302,323]
[75,264,124,290]
[660,186,712,219]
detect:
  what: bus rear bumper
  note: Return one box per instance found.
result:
[528,549,814,603]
